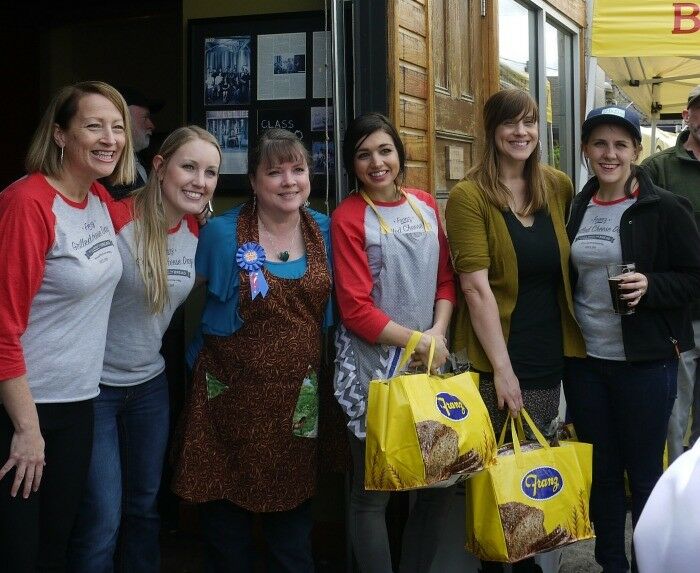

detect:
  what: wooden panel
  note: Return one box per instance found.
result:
[400,98,428,130]
[457,0,473,98]
[398,29,427,68]
[431,0,447,90]
[397,0,426,37]
[400,65,428,99]
[404,164,430,191]
[431,0,488,196]
[434,137,475,196]
[435,97,477,133]
[545,0,585,27]
[402,132,430,162]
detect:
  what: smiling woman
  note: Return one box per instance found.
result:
[0,81,132,571]
[67,126,222,572]
[331,112,457,573]
[172,128,333,572]
[564,106,700,572]
[446,89,585,572]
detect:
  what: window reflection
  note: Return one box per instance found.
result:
[498,0,535,95]
[545,21,573,174]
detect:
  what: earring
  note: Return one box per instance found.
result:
[252,193,257,210]
[60,146,64,165]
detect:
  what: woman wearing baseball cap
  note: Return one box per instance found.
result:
[565,106,700,572]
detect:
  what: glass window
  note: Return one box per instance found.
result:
[544,21,574,174]
[498,0,537,96]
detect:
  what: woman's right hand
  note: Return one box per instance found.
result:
[0,425,45,498]
[493,367,524,417]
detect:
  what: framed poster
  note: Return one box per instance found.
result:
[189,11,333,195]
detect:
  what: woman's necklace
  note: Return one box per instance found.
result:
[258,216,300,262]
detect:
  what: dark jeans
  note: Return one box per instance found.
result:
[69,373,170,573]
[199,499,314,573]
[0,400,93,572]
[563,357,677,573]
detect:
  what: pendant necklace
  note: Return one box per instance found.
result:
[258,216,300,262]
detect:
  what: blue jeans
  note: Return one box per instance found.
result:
[68,372,170,573]
[200,499,314,573]
[563,357,677,573]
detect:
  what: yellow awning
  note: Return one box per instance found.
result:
[592,0,700,57]
[591,0,700,114]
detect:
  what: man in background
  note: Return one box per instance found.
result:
[106,86,164,199]
[642,85,700,462]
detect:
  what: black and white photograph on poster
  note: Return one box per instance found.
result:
[206,110,249,174]
[274,54,306,74]
[257,33,306,100]
[204,36,251,105]
[257,108,308,142]
[312,31,333,99]
[311,106,333,132]
[312,141,334,175]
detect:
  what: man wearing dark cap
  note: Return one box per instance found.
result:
[105,86,164,199]
[643,85,700,462]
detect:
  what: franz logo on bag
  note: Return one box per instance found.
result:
[521,466,564,500]
[435,392,469,421]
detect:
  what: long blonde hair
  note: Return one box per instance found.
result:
[468,89,548,216]
[25,80,135,186]
[133,125,221,314]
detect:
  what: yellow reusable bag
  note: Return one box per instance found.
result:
[466,409,593,562]
[365,332,497,491]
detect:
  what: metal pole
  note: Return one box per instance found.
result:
[650,82,660,153]
[330,0,348,208]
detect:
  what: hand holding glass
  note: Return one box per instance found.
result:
[606,263,636,315]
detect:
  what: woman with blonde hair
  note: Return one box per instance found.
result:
[69,126,221,572]
[446,89,585,572]
[0,80,132,570]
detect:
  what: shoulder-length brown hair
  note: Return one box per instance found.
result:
[468,89,547,216]
[25,80,135,186]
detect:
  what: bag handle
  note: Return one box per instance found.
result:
[498,411,525,447]
[398,331,435,373]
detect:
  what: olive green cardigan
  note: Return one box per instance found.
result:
[445,165,585,372]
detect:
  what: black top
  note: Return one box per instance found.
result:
[503,209,563,387]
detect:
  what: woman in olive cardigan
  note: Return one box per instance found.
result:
[445,90,584,573]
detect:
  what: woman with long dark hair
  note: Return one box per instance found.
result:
[332,112,456,573]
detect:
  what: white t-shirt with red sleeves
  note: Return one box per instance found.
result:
[0,173,122,403]
[102,198,199,387]
[331,188,456,342]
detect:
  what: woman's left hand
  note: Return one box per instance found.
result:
[619,272,648,308]
[409,327,449,372]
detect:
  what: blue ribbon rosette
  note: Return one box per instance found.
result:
[236,242,269,299]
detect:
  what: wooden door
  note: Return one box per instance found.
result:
[431,0,497,200]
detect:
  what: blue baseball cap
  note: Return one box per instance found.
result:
[582,106,642,142]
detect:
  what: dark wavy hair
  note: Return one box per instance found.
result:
[342,112,405,188]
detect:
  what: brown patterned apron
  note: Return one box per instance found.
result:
[172,202,332,512]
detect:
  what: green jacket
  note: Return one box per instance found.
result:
[642,130,700,318]
[642,130,700,219]
[445,166,585,372]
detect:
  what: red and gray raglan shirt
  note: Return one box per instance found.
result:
[102,199,198,387]
[0,173,122,403]
[331,188,456,437]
